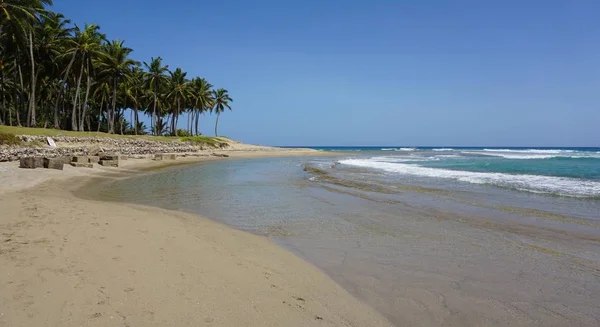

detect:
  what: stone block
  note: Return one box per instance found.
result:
[19,157,36,169]
[167,154,176,160]
[33,156,45,168]
[89,156,100,164]
[71,162,93,168]
[99,160,119,167]
[100,154,120,161]
[72,156,90,163]
[58,156,72,165]
[88,145,103,156]
[153,154,164,161]
[43,158,64,170]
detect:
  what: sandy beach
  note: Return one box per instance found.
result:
[0,148,390,326]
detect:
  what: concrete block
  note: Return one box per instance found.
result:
[88,145,103,156]
[43,158,64,170]
[89,156,100,164]
[99,160,119,167]
[33,156,45,168]
[71,162,93,168]
[153,154,164,161]
[19,157,36,169]
[100,154,120,161]
[72,156,90,163]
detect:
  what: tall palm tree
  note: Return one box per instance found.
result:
[166,67,191,136]
[61,23,104,130]
[190,77,213,135]
[97,39,138,133]
[0,0,53,127]
[211,88,232,137]
[142,56,168,135]
[123,66,145,134]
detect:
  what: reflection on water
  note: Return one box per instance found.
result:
[95,157,600,327]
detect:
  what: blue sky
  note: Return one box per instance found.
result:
[53,0,600,146]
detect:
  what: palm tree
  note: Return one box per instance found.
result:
[190,77,213,135]
[97,39,138,133]
[61,23,104,130]
[0,0,53,127]
[166,67,191,136]
[123,66,145,134]
[211,88,232,137]
[143,57,168,135]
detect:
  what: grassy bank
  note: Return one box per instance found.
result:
[0,126,231,147]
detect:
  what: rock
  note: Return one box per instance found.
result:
[19,157,36,169]
[212,153,230,158]
[88,145,103,156]
[43,158,64,170]
[71,162,93,168]
[72,156,90,163]
[99,160,119,167]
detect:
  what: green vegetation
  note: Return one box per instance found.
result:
[181,136,228,148]
[0,1,234,137]
[0,132,21,145]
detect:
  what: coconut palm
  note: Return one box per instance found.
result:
[166,67,191,136]
[96,39,138,133]
[190,77,213,135]
[142,57,169,135]
[211,88,232,137]
[0,0,53,127]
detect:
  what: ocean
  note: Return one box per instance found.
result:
[92,147,600,326]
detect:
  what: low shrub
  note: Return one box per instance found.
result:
[0,132,21,146]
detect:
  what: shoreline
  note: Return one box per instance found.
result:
[0,148,389,326]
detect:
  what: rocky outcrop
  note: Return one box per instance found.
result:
[0,135,228,162]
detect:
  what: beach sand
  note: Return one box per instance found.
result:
[0,149,390,326]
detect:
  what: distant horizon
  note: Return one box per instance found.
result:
[274,145,600,149]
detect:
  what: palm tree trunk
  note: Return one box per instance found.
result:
[109,78,117,134]
[215,112,220,137]
[28,30,36,127]
[97,95,104,132]
[54,52,77,129]
[72,60,85,131]
[16,61,24,127]
[195,108,200,135]
[134,104,139,135]
[79,60,92,131]
[152,93,157,135]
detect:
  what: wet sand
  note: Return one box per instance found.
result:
[0,150,389,327]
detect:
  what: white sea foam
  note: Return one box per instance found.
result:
[432,148,455,151]
[339,159,600,197]
[482,149,575,154]
[382,148,417,152]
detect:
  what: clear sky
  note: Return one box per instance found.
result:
[52,0,600,147]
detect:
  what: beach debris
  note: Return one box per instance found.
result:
[46,137,56,147]
[43,158,64,170]
[211,153,230,158]
[99,160,119,167]
[71,162,93,168]
[19,157,36,169]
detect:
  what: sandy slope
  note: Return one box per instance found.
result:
[0,150,388,327]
